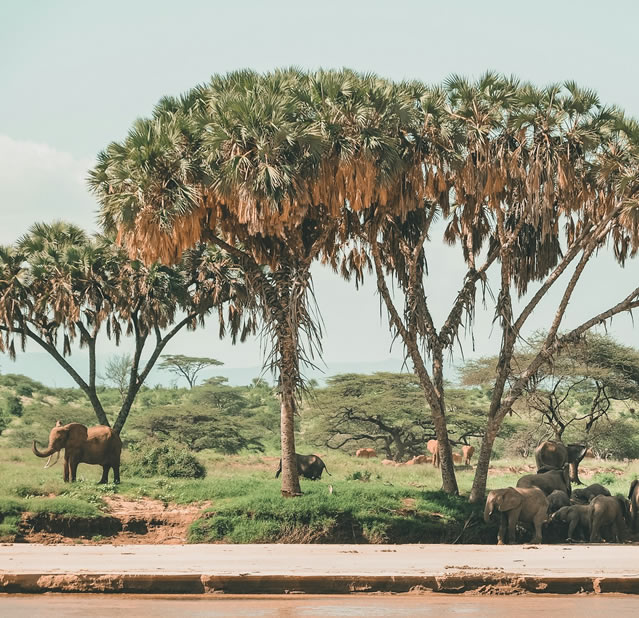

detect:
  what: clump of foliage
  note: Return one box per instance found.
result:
[127,440,207,479]
[0,496,25,537]
[132,377,277,453]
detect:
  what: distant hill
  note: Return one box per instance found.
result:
[0,352,410,388]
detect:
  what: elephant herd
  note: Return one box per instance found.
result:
[484,441,639,544]
[30,423,639,546]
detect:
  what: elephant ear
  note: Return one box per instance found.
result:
[497,488,522,511]
[629,480,639,500]
[64,423,88,447]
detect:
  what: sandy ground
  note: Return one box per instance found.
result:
[2,544,639,594]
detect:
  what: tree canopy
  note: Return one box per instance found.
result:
[89,69,639,498]
[0,222,254,431]
[158,354,224,388]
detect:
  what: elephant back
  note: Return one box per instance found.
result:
[535,441,568,471]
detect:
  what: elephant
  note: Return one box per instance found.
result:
[628,480,639,533]
[426,439,439,467]
[33,422,121,483]
[547,489,570,514]
[275,454,330,480]
[516,466,571,497]
[572,483,611,504]
[590,495,629,542]
[535,441,588,484]
[484,487,548,544]
[551,504,593,542]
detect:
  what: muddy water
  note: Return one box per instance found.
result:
[3,594,639,617]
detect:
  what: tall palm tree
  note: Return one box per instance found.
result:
[90,69,429,496]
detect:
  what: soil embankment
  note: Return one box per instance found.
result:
[17,497,206,545]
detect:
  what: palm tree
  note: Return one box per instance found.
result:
[90,69,431,496]
[0,222,250,432]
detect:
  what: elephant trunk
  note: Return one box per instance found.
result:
[484,499,494,524]
[32,441,57,458]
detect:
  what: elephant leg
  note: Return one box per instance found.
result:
[99,465,110,484]
[70,458,79,482]
[567,518,578,542]
[113,463,120,484]
[497,513,508,545]
[63,457,70,483]
[507,508,522,544]
[531,514,544,544]
[590,517,601,542]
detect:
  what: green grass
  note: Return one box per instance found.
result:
[188,483,487,544]
[0,445,637,543]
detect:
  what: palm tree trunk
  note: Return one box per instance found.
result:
[279,332,301,497]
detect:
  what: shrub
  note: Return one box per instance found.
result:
[127,440,206,479]
[5,396,23,417]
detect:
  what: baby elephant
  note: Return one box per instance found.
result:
[547,489,570,514]
[590,495,629,542]
[572,483,610,504]
[275,453,330,480]
[551,504,592,542]
[484,487,548,544]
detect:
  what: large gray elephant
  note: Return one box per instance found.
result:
[516,466,571,497]
[535,441,588,484]
[275,454,330,480]
[483,487,548,544]
[629,480,639,533]
[33,422,121,483]
[590,495,629,542]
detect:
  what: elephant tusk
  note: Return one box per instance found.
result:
[44,451,60,469]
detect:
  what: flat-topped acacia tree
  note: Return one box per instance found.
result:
[89,69,431,496]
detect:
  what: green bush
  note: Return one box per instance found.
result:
[127,440,206,479]
[5,396,23,417]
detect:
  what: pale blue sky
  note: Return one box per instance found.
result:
[0,1,637,386]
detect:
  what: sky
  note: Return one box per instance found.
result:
[0,0,638,387]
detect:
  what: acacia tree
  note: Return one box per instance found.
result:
[0,222,252,432]
[89,69,428,496]
[158,354,223,388]
[461,333,639,441]
[307,373,435,461]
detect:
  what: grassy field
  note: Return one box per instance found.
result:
[1,445,637,543]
